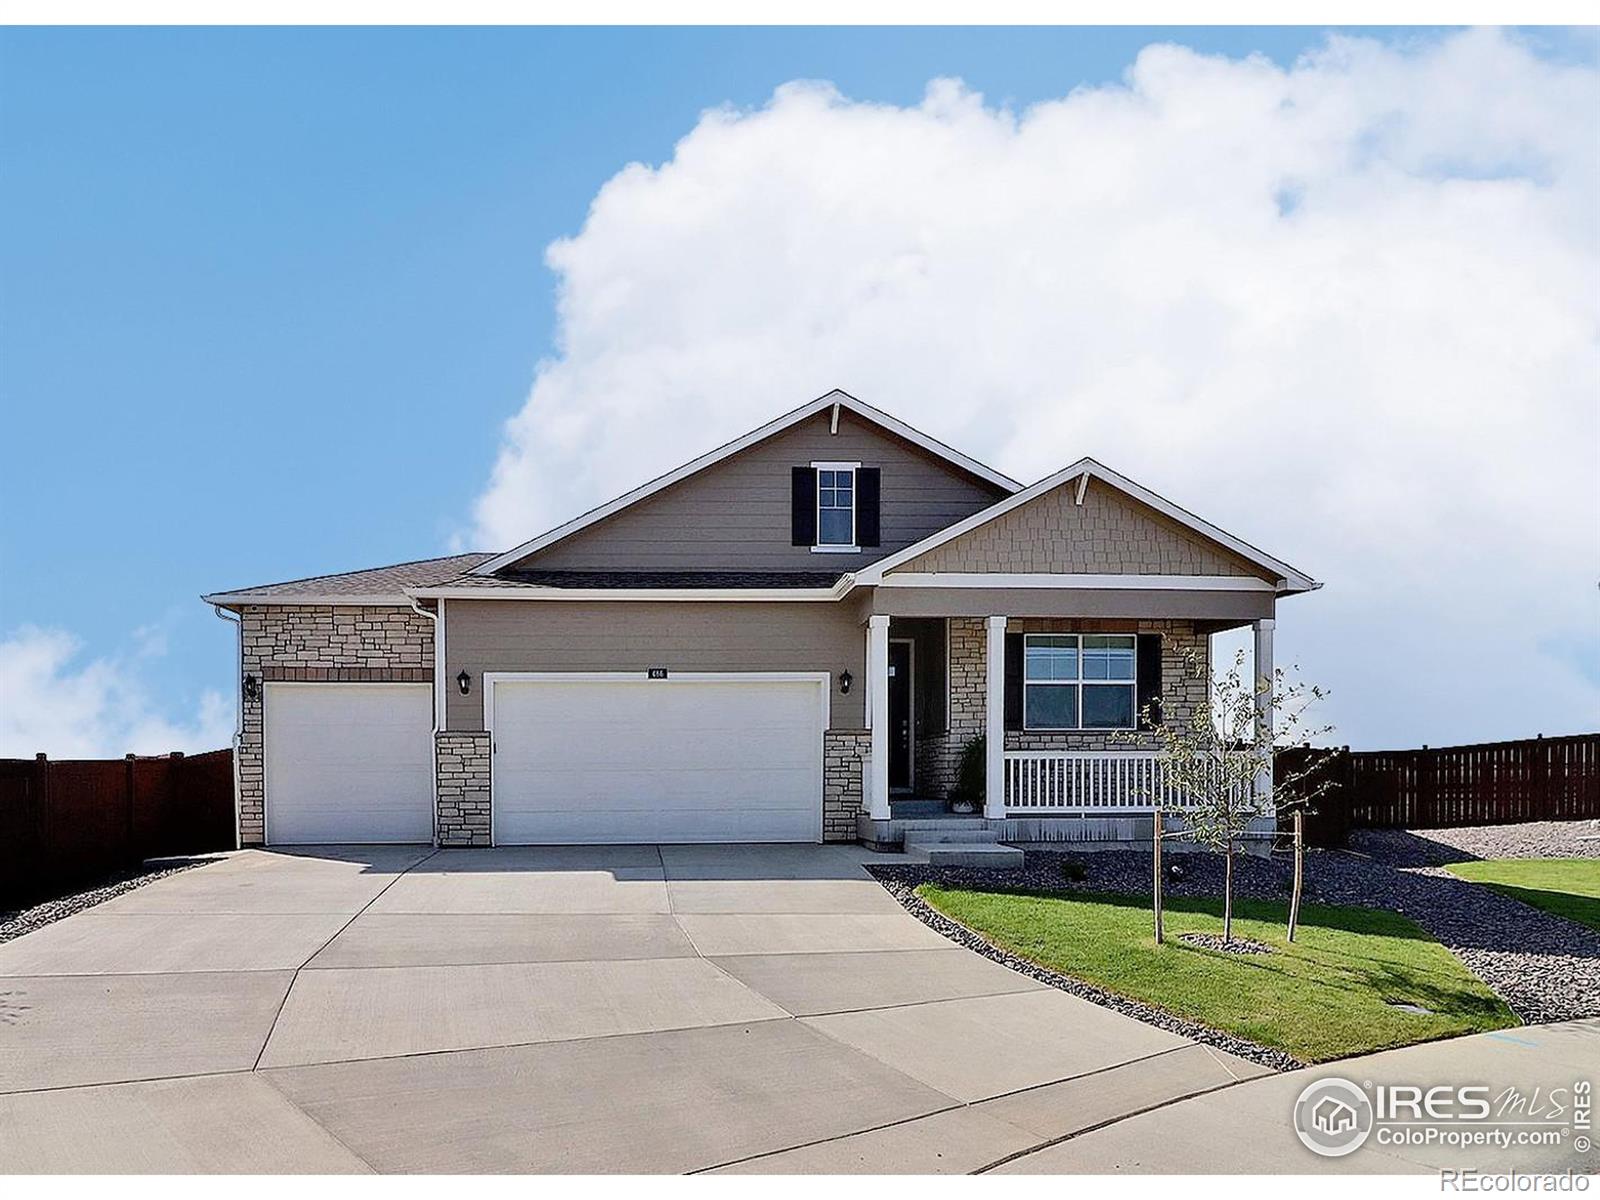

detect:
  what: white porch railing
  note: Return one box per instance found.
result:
[1004,750,1226,814]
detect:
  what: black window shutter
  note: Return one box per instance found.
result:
[791,467,816,546]
[1004,633,1024,730]
[856,468,881,547]
[1136,633,1164,728]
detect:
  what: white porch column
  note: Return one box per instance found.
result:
[984,615,1007,819]
[1253,617,1276,808]
[867,614,892,820]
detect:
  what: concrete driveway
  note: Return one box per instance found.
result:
[0,842,1277,1173]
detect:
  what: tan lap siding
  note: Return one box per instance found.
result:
[510,408,1009,574]
[442,599,865,732]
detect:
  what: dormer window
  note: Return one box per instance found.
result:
[816,464,856,548]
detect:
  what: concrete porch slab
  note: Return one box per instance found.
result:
[0,1072,372,1173]
[261,1019,958,1174]
[674,912,953,957]
[710,1105,1038,1174]
[257,957,788,1067]
[0,970,293,1093]
[709,948,1045,1017]
[802,988,1189,1103]
[0,911,352,976]
[308,912,698,969]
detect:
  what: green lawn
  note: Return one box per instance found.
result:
[917,885,1517,1063]
[1443,858,1600,932]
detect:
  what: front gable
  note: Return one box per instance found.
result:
[494,402,1014,576]
[888,475,1270,579]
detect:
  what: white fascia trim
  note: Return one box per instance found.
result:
[470,389,1021,575]
[876,573,1276,591]
[407,580,856,603]
[202,592,415,607]
[853,458,1319,593]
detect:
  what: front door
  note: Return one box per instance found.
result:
[888,640,913,792]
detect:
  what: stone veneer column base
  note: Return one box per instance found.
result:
[436,731,492,847]
[823,729,871,843]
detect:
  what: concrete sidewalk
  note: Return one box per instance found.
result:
[990,1019,1600,1175]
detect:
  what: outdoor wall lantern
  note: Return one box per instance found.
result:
[242,674,261,702]
[456,670,472,696]
[839,670,853,695]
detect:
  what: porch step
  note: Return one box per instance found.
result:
[896,826,1003,845]
[903,841,1025,868]
[888,800,948,819]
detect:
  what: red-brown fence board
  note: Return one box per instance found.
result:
[1279,733,1600,847]
[0,750,236,908]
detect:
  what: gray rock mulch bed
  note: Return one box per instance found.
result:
[871,866,1305,1073]
[870,826,1600,1040]
[0,858,213,944]
[1351,820,1599,866]
[1179,932,1272,955]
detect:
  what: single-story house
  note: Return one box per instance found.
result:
[203,389,1318,849]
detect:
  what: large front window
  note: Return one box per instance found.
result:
[816,467,855,547]
[1023,633,1136,729]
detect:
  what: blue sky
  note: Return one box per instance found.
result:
[2,26,1594,754]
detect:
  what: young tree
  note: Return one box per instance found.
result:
[1118,645,1337,944]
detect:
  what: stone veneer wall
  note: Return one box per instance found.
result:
[912,617,987,800]
[436,731,491,846]
[237,604,433,845]
[823,729,870,842]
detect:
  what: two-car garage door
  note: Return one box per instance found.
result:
[489,675,826,845]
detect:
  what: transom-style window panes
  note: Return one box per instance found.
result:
[817,468,855,546]
[1024,634,1078,681]
[1081,634,1136,681]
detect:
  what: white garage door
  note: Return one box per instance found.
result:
[264,683,433,844]
[489,674,826,845]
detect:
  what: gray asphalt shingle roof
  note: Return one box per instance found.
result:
[203,553,496,602]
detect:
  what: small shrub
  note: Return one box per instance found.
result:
[1060,860,1088,884]
[948,735,986,808]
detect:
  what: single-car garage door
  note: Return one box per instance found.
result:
[489,673,826,845]
[264,682,433,844]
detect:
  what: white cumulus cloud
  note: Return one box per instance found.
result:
[0,625,234,759]
[472,29,1600,749]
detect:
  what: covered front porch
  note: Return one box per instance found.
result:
[853,602,1280,851]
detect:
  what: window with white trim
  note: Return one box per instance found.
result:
[1023,633,1137,730]
[816,467,855,547]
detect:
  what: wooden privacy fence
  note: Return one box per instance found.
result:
[0,749,236,908]
[1278,733,1600,847]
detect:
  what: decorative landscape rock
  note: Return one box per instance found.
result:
[1178,932,1272,955]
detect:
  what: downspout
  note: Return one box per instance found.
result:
[211,604,244,851]
[408,594,442,847]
